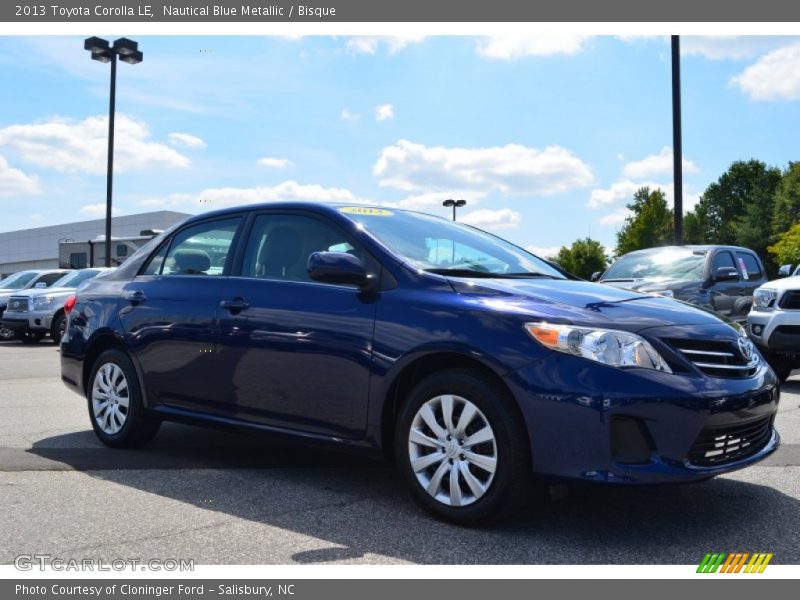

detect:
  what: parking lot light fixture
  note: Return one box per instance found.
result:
[443,198,467,221]
[83,36,144,267]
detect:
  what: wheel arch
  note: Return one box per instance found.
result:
[378,350,520,459]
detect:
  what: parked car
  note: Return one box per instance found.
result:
[747,266,800,382]
[0,269,70,341]
[61,204,779,524]
[594,245,768,323]
[1,268,111,344]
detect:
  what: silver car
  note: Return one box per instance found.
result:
[1,269,110,343]
[0,269,70,341]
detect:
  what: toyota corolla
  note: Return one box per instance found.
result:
[60,203,780,524]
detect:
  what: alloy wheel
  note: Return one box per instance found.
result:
[91,363,130,435]
[407,394,498,507]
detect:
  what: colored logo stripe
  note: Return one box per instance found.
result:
[698,552,773,573]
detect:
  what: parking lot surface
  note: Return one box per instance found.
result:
[1,341,798,565]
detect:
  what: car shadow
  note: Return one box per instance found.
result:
[26,425,800,564]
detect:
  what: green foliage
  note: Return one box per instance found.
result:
[552,237,608,279]
[772,162,800,236]
[768,222,800,266]
[615,187,674,256]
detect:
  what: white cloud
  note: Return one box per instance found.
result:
[391,191,485,210]
[375,104,395,122]
[622,146,698,179]
[0,154,40,197]
[80,203,123,217]
[476,36,592,60]
[257,157,293,169]
[0,115,189,175]
[345,36,426,55]
[525,245,562,259]
[139,180,362,210]
[374,140,594,196]
[168,132,206,149]
[598,207,631,226]
[460,208,521,230]
[588,180,646,209]
[730,43,800,101]
[340,108,360,122]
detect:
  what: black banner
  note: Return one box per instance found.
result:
[3,0,800,22]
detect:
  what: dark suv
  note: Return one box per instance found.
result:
[596,246,768,323]
[61,204,779,524]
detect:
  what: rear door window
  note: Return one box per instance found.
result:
[735,252,761,280]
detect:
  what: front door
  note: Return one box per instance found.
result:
[216,213,379,439]
[709,250,741,317]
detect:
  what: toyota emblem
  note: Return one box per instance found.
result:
[738,336,754,361]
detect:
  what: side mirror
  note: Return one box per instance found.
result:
[590,271,602,282]
[307,251,370,287]
[778,264,793,278]
[713,266,739,282]
[34,282,47,289]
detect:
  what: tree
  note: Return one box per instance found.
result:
[684,159,781,247]
[768,222,800,267]
[615,187,674,256]
[552,238,608,279]
[772,162,800,236]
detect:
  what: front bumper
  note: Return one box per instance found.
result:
[504,353,779,484]
[748,309,800,352]
[1,310,54,334]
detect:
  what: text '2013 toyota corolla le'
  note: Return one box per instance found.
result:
[61,203,780,524]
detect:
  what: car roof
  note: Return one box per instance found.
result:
[178,201,416,223]
[620,245,758,255]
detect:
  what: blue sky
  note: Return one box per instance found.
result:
[0,35,799,256]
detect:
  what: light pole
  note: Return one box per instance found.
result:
[671,35,683,244]
[443,198,466,221]
[84,37,143,267]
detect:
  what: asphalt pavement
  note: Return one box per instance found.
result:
[1,340,798,564]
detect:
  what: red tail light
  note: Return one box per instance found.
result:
[64,295,76,315]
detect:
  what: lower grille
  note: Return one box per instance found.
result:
[668,338,758,378]
[688,416,773,467]
[5,297,29,312]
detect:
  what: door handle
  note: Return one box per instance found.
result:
[219,298,250,313]
[123,290,146,305]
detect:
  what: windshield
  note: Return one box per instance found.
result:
[342,207,564,278]
[50,269,102,289]
[0,271,37,290]
[603,248,706,281]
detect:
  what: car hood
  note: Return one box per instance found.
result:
[5,286,75,299]
[447,277,725,332]
[757,275,800,292]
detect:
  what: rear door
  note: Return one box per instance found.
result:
[708,250,741,316]
[117,216,244,411]
[734,251,764,319]
[214,211,380,439]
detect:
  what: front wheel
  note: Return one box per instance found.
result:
[88,349,161,448]
[50,312,66,345]
[395,369,533,525]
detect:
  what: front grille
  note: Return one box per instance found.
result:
[688,416,773,466]
[668,338,758,378]
[5,297,29,313]
[779,291,800,310]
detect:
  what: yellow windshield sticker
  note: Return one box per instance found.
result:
[340,207,393,216]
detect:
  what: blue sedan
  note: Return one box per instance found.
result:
[60,203,780,524]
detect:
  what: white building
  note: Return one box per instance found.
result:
[0,211,190,277]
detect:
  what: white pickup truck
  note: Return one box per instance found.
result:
[748,266,800,381]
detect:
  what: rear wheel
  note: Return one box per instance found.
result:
[50,312,66,345]
[88,349,160,448]
[395,369,533,525]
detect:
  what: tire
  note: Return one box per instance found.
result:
[87,349,161,448]
[50,312,66,345]
[21,332,44,344]
[768,356,793,383]
[395,368,534,525]
[0,327,18,341]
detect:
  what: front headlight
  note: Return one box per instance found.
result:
[752,288,778,310]
[32,295,60,311]
[524,322,672,373]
